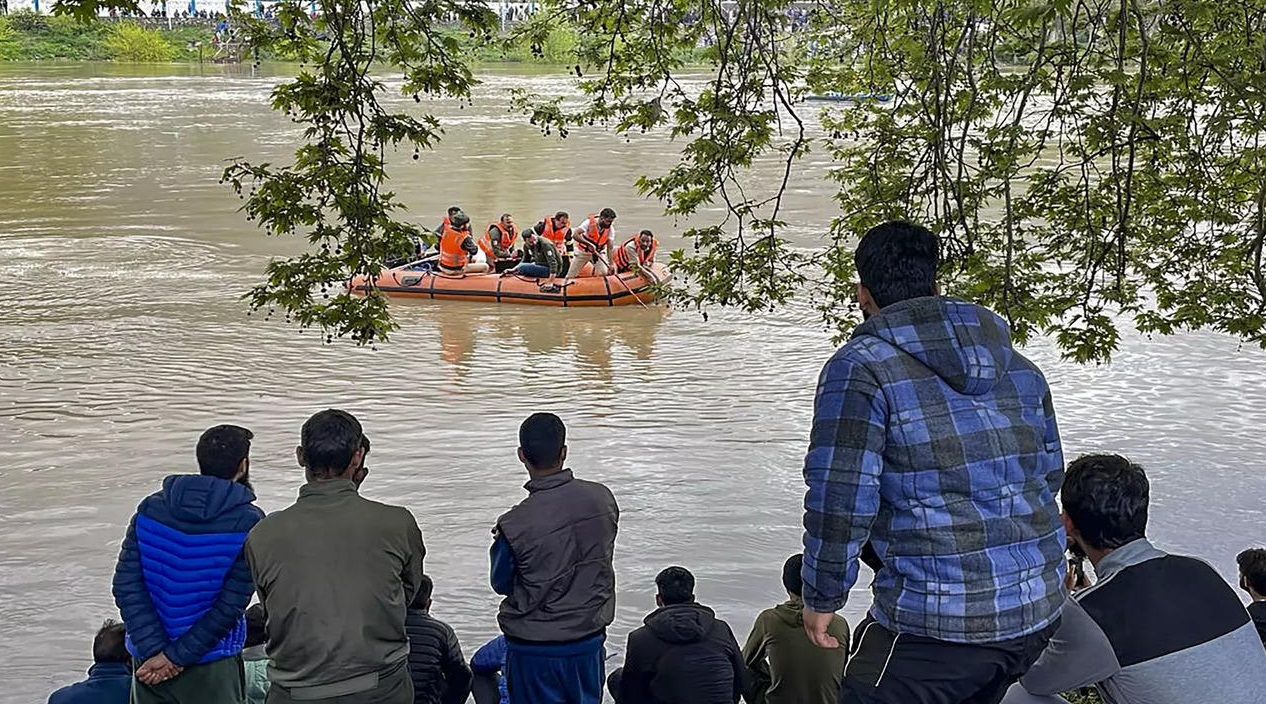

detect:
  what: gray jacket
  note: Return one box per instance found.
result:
[1002,538,1266,704]
[496,470,619,642]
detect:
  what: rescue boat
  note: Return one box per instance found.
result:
[349,262,671,307]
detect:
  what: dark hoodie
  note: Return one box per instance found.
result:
[113,475,264,666]
[802,296,1066,644]
[741,599,847,704]
[617,602,743,704]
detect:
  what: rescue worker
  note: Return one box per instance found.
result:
[524,212,573,270]
[481,214,520,273]
[438,210,489,275]
[487,214,519,260]
[612,229,658,278]
[436,205,462,236]
[566,208,617,279]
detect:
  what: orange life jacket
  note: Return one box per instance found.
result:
[577,213,612,254]
[613,236,657,271]
[439,224,470,270]
[542,217,569,248]
[476,232,496,263]
[488,222,517,252]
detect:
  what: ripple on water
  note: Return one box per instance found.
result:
[1,64,1265,703]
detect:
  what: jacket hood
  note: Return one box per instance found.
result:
[853,296,1014,396]
[158,474,257,523]
[645,603,716,644]
[772,599,806,628]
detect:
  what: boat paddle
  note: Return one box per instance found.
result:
[594,252,651,310]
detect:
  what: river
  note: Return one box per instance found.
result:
[1,63,1264,701]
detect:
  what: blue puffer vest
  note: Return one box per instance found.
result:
[122,474,263,663]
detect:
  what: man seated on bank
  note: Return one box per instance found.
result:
[566,208,618,279]
[504,227,563,286]
[1000,454,1266,704]
[439,210,490,275]
[613,229,658,278]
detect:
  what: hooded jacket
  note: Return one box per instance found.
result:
[113,475,264,666]
[741,599,848,704]
[802,296,1066,644]
[617,602,743,704]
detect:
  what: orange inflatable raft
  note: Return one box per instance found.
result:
[349,262,670,307]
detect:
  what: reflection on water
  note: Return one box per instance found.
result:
[1,63,1265,702]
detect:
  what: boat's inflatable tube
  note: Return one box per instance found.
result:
[349,262,671,307]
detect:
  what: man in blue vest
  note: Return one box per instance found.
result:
[113,424,265,704]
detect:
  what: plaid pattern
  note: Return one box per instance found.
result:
[802,297,1066,644]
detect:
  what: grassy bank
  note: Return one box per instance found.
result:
[0,12,705,65]
[0,12,217,61]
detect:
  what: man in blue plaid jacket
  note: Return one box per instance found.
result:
[801,221,1067,704]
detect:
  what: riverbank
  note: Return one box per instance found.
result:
[0,12,607,64]
[0,12,215,61]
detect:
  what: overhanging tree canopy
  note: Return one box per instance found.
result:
[55,0,1266,361]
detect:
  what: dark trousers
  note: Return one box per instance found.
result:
[504,636,604,704]
[131,655,245,704]
[265,661,412,704]
[840,618,1059,704]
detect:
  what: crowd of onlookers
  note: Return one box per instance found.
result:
[44,221,1266,704]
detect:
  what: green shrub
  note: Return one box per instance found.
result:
[104,22,174,62]
[6,9,48,33]
[0,17,18,61]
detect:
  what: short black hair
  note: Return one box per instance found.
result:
[554,210,569,221]
[196,425,253,480]
[93,619,129,664]
[639,229,653,237]
[244,603,267,648]
[656,566,695,605]
[501,213,513,221]
[1062,454,1150,550]
[447,205,462,215]
[519,413,566,470]
[854,220,939,309]
[600,207,617,219]
[782,554,803,596]
[411,574,435,609]
[1238,548,1266,595]
[301,409,364,478]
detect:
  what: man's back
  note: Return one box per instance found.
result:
[1013,541,1266,704]
[803,296,1065,643]
[405,609,472,704]
[245,480,425,689]
[496,470,618,643]
[742,602,847,704]
[620,603,743,704]
[113,474,263,664]
[48,664,132,704]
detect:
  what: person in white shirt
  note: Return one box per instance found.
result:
[565,208,617,279]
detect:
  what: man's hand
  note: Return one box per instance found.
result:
[803,608,841,649]
[136,653,182,685]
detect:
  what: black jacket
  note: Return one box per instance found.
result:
[618,602,744,704]
[1249,601,1266,647]
[406,609,473,704]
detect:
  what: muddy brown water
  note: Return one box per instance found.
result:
[1,63,1264,700]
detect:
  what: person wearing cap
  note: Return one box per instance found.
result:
[438,210,488,275]
[565,208,618,279]
[436,205,462,237]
